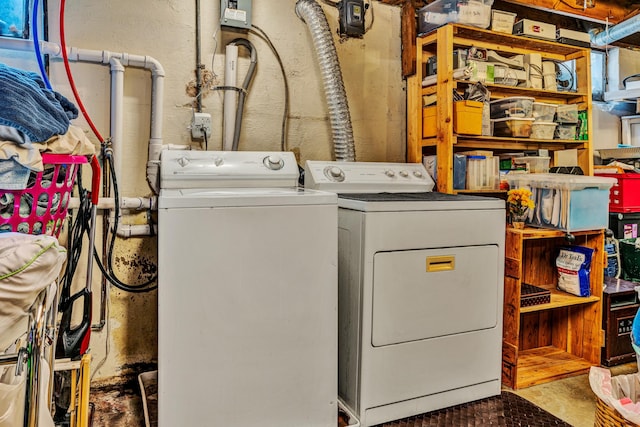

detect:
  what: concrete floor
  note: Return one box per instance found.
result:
[88,362,638,426]
[512,362,638,427]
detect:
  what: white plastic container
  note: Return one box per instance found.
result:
[513,156,550,173]
[532,102,557,122]
[418,0,494,35]
[505,173,617,232]
[530,122,557,140]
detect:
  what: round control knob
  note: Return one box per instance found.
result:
[323,166,345,182]
[264,155,284,170]
[177,157,189,167]
[413,170,424,178]
[213,156,224,167]
[329,167,342,178]
[399,170,409,178]
[385,170,396,178]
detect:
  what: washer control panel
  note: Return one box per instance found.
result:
[160,150,299,189]
[305,160,434,193]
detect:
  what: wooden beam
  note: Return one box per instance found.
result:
[499,0,635,24]
[401,1,417,77]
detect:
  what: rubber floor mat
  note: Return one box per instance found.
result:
[373,391,571,426]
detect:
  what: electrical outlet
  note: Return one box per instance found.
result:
[191,112,212,139]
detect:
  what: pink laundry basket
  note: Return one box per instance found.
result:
[0,153,88,237]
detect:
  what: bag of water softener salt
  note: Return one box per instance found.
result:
[556,245,594,297]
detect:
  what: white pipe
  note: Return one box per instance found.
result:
[110,58,125,179]
[223,44,238,151]
[0,38,61,56]
[166,144,192,150]
[64,48,165,194]
[68,196,157,211]
[107,210,157,238]
[115,224,157,238]
[591,14,640,47]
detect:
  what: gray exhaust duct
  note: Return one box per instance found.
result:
[590,14,640,47]
[296,0,356,161]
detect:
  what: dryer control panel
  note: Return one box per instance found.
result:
[160,150,299,189]
[304,160,435,193]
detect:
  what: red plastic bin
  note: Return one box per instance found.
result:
[596,173,640,213]
[0,153,88,237]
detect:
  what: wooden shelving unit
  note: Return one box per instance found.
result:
[407,24,594,193]
[502,227,604,390]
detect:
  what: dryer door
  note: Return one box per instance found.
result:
[372,245,500,347]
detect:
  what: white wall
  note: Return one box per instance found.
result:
[29,0,405,381]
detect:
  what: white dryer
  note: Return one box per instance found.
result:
[158,151,338,427]
[305,160,505,427]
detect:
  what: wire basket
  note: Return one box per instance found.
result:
[0,153,87,237]
[595,396,640,427]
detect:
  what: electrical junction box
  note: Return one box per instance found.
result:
[220,0,252,30]
[339,0,366,37]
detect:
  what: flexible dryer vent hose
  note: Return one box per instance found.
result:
[295,0,356,162]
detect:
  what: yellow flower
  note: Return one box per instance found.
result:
[507,187,535,217]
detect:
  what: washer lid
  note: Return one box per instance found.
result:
[159,187,337,209]
[160,150,299,189]
[337,192,505,211]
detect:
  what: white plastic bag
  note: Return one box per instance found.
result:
[589,366,640,424]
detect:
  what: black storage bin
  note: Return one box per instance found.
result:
[610,212,640,240]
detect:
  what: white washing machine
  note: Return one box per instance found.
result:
[157,151,338,427]
[305,160,505,427]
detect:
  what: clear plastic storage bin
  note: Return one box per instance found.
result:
[532,102,557,122]
[556,124,577,140]
[530,122,557,140]
[505,173,617,232]
[418,0,493,35]
[513,156,550,173]
[490,96,535,119]
[492,117,534,137]
[556,104,579,123]
[466,155,499,190]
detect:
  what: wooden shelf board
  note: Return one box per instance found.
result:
[455,82,587,101]
[508,227,603,240]
[446,24,588,57]
[516,345,593,389]
[419,137,586,151]
[520,288,600,313]
[421,82,587,101]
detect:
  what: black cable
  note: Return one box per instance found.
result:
[97,149,157,293]
[59,172,91,311]
[250,25,290,152]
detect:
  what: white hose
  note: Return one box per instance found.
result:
[295,0,356,161]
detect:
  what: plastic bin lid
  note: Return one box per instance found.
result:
[514,156,551,161]
[532,102,557,107]
[491,117,535,122]
[489,96,536,104]
[506,173,617,190]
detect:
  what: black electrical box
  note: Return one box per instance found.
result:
[602,277,640,366]
[338,0,365,37]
